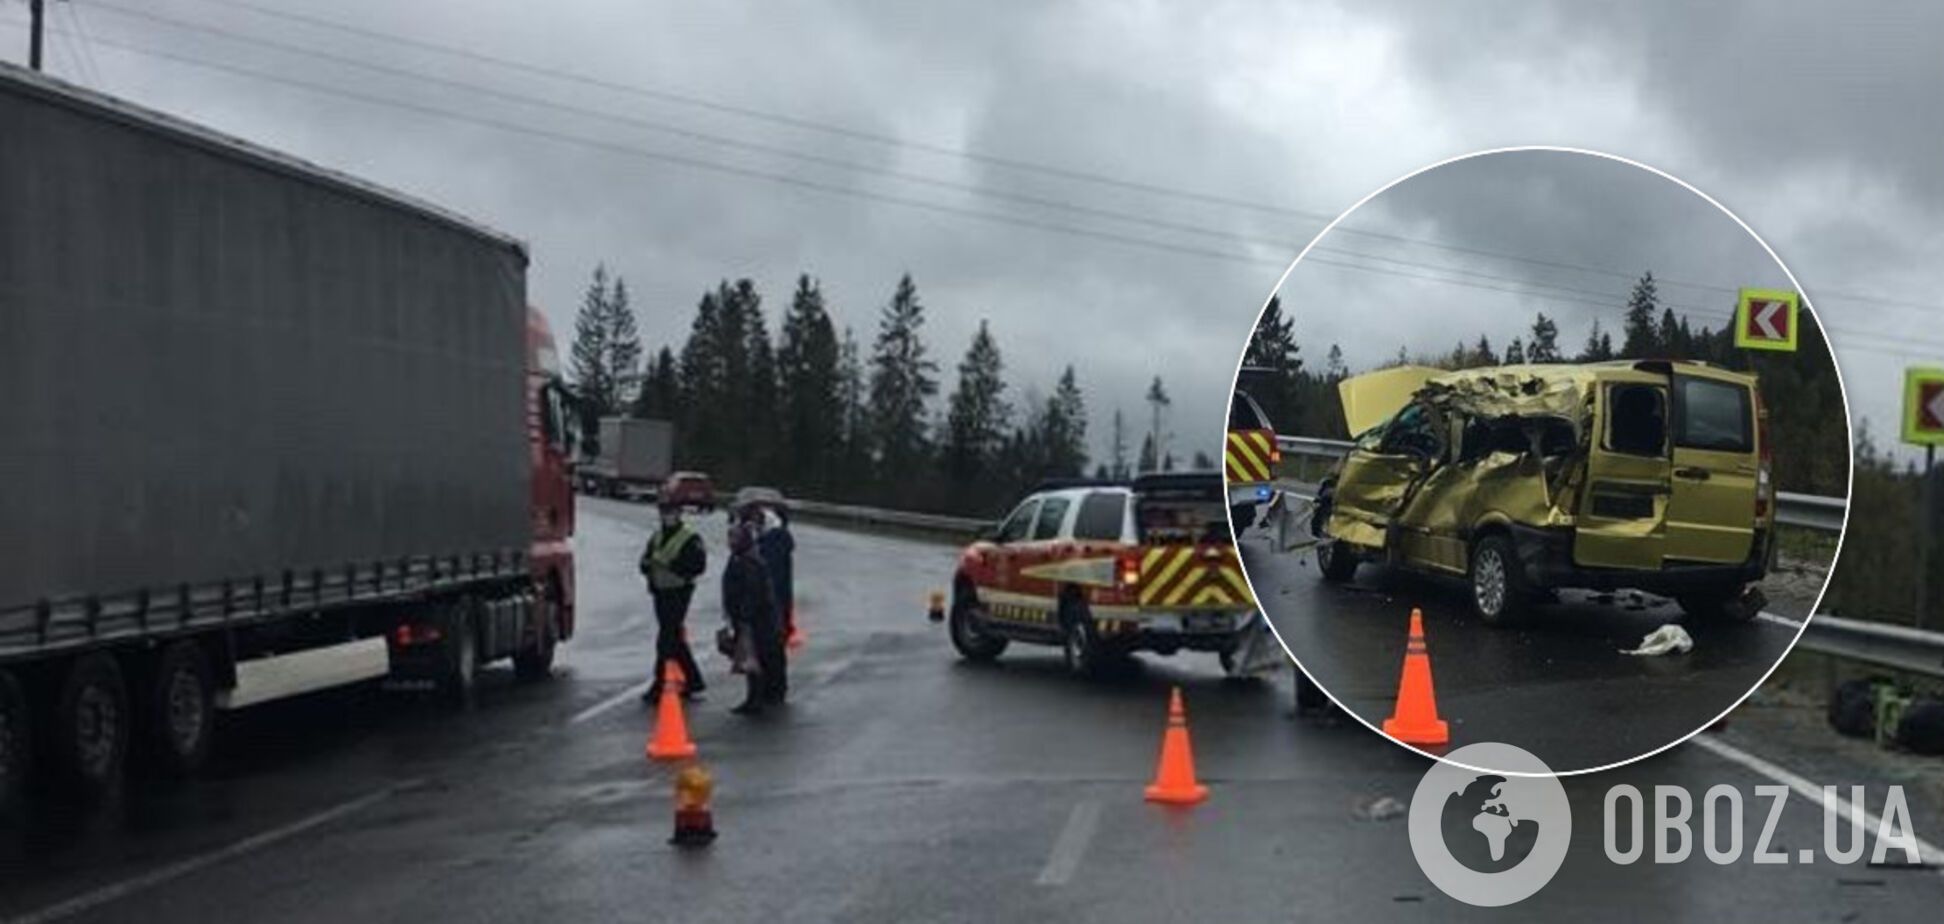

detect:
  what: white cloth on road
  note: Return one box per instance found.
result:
[1621,623,1694,656]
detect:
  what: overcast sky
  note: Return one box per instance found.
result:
[5,0,1939,471]
[1282,149,1803,371]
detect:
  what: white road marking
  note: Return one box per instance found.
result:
[1688,734,1944,870]
[569,679,654,725]
[7,781,420,924]
[1035,800,1103,887]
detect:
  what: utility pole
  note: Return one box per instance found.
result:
[29,0,45,71]
[1921,444,1937,631]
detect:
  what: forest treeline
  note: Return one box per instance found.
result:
[568,268,1206,517]
[1243,271,1848,497]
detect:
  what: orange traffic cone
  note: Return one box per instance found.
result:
[646,663,698,761]
[1381,609,1449,746]
[1144,686,1208,805]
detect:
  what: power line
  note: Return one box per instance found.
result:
[81,0,1944,333]
[164,0,1940,317]
[13,17,1941,360]
[179,0,1313,221]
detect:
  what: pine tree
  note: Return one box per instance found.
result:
[1040,365,1088,477]
[1474,335,1498,367]
[1580,317,1615,361]
[942,320,1011,498]
[778,275,843,493]
[1143,377,1170,474]
[677,289,725,469]
[1505,337,1526,364]
[1528,312,1560,362]
[834,327,868,501]
[1137,433,1158,474]
[568,264,642,425]
[1325,344,1347,380]
[1191,450,1215,470]
[1621,271,1660,358]
[867,274,939,492]
[1109,409,1130,479]
[743,285,778,484]
[631,346,679,421]
[1243,296,1303,428]
[1657,308,1682,360]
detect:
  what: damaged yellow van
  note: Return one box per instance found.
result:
[1311,361,1775,624]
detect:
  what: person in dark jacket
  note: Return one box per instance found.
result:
[746,504,797,655]
[640,500,707,703]
[721,523,786,715]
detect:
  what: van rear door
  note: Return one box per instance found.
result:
[1664,371,1758,564]
[1574,371,1670,570]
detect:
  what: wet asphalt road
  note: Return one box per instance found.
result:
[1,497,1939,922]
[1239,527,1800,774]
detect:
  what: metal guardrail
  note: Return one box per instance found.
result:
[783,498,989,536]
[1273,435,1846,534]
[1794,614,1944,680]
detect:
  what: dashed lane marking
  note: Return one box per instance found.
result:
[569,679,654,725]
[7,779,423,924]
[1688,734,1944,870]
[1035,799,1103,887]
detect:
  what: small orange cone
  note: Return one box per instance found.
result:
[1381,608,1449,746]
[669,763,717,847]
[1144,686,1208,805]
[646,663,698,761]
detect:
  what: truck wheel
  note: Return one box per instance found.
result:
[145,641,214,777]
[948,581,1007,663]
[1230,503,1257,533]
[1677,587,1755,622]
[52,653,129,797]
[0,668,30,817]
[513,591,559,681]
[1468,535,1527,626]
[1059,598,1105,678]
[1316,539,1359,583]
[440,601,481,706]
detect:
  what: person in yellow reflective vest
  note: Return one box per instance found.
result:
[640,499,708,703]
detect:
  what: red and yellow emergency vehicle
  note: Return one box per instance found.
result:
[1226,386,1279,531]
[946,472,1264,676]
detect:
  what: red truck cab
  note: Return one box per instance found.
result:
[526,307,577,663]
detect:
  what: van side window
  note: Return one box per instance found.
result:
[1607,384,1666,456]
[996,499,1040,543]
[1380,403,1441,459]
[1032,496,1072,540]
[1073,491,1128,541]
[1674,377,1752,452]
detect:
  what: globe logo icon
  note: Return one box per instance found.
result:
[1439,774,1542,873]
[1408,743,1572,907]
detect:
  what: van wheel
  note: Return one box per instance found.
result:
[146,641,214,777]
[1317,540,1359,583]
[948,582,1007,663]
[1678,587,1755,622]
[52,653,129,797]
[0,669,31,817]
[1468,535,1527,626]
